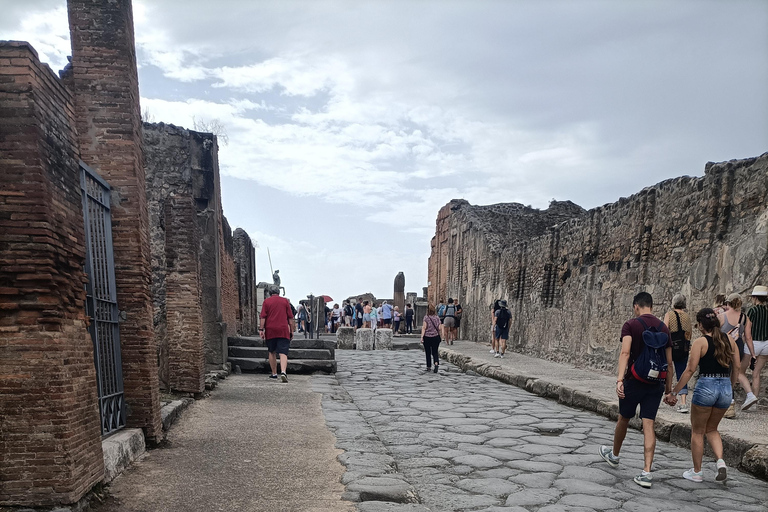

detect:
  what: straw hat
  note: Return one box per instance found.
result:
[752,285,768,297]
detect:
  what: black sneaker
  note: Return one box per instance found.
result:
[269,374,278,380]
[433,365,439,373]
[280,372,288,383]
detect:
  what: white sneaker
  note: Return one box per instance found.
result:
[499,353,504,359]
[494,352,500,358]
[716,459,727,482]
[490,349,496,354]
[742,394,758,410]
[683,468,703,482]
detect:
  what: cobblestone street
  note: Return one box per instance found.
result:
[317,351,768,512]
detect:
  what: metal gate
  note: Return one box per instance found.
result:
[80,162,125,436]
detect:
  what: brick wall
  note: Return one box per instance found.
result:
[0,41,103,506]
[220,216,238,338]
[429,155,768,374]
[68,0,161,440]
[164,197,205,392]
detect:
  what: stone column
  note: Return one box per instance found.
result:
[394,272,405,333]
[68,0,162,441]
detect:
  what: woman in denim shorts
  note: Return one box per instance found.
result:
[669,308,740,483]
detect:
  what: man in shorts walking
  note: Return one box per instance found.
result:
[493,300,511,358]
[260,285,296,382]
[599,292,673,488]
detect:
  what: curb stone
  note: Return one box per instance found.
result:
[439,347,768,482]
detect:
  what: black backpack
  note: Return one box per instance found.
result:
[496,308,511,329]
[630,318,669,384]
[670,311,690,362]
[344,304,353,316]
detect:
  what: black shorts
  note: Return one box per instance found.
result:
[619,378,664,420]
[357,317,363,328]
[736,338,745,356]
[454,317,461,328]
[383,318,392,326]
[266,338,290,355]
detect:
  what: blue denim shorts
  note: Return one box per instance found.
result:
[691,377,732,409]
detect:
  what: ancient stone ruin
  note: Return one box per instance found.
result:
[0,0,258,507]
[429,154,768,372]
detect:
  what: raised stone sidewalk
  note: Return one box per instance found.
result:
[440,340,768,481]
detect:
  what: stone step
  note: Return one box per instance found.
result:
[228,336,336,351]
[392,340,423,351]
[228,346,334,360]
[227,357,337,374]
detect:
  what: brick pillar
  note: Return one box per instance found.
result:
[0,42,103,506]
[165,197,205,393]
[67,0,162,441]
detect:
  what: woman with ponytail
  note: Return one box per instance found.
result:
[669,308,740,483]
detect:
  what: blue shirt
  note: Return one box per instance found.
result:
[382,303,393,319]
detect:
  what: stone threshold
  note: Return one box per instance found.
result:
[439,345,768,482]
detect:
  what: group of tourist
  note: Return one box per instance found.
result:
[597,286,768,488]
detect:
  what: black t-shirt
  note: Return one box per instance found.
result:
[406,308,414,319]
[355,303,364,315]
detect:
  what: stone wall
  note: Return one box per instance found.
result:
[220,216,238,339]
[144,122,225,384]
[429,155,768,372]
[68,0,162,440]
[233,228,258,335]
[0,42,103,506]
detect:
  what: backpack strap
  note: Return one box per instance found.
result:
[636,317,649,330]
[673,311,682,332]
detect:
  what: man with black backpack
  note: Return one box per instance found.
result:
[493,300,511,358]
[599,292,673,489]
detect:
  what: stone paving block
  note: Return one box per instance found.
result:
[356,328,374,350]
[375,328,394,350]
[337,326,355,349]
[357,502,431,512]
[346,476,415,503]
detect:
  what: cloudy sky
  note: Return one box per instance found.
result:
[3,0,767,304]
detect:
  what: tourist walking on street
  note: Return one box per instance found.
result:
[490,299,502,354]
[344,300,354,327]
[405,303,415,334]
[382,301,393,328]
[393,306,401,335]
[331,303,342,333]
[493,300,511,358]
[713,294,727,316]
[599,292,673,489]
[370,303,379,332]
[743,284,768,409]
[421,304,442,373]
[363,301,372,328]
[260,285,296,382]
[355,297,364,330]
[442,298,458,345]
[663,294,692,413]
[670,308,740,482]
[719,293,752,417]
[452,299,463,342]
[297,302,308,334]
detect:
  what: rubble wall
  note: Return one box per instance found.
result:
[429,154,768,371]
[233,228,258,335]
